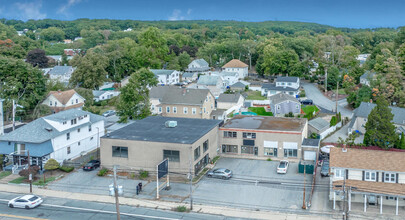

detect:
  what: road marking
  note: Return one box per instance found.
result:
[0,213,48,220]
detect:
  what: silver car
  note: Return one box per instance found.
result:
[207,168,232,179]
[102,110,116,117]
[8,195,43,209]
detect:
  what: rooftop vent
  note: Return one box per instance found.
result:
[165,121,177,128]
[45,127,53,132]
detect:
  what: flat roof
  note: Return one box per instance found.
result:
[222,115,307,132]
[103,116,221,144]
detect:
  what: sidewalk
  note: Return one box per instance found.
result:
[0,183,333,220]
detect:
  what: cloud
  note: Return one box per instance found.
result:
[168,9,185,21]
[14,1,46,20]
[58,0,82,14]
[187,9,192,16]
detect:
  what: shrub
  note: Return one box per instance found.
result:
[19,165,40,178]
[44,159,60,171]
[266,158,272,161]
[330,116,337,126]
[59,166,74,173]
[139,170,149,179]
[211,156,220,164]
[97,168,108,176]
[175,206,187,212]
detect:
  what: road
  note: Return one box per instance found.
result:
[302,83,353,119]
[0,192,236,220]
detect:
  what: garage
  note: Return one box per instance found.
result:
[304,151,317,161]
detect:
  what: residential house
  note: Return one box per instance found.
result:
[47,65,75,85]
[149,86,215,119]
[196,74,225,98]
[230,81,250,92]
[151,69,180,85]
[64,49,81,56]
[329,147,405,215]
[186,59,210,74]
[99,82,116,91]
[269,93,301,116]
[63,39,73,44]
[261,77,300,98]
[100,116,221,174]
[0,109,104,171]
[217,93,245,112]
[42,89,85,113]
[348,102,405,135]
[220,115,308,160]
[210,109,226,121]
[308,117,330,139]
[222,59,248,79]
[220,71,239,86]
[181,72,198,82]
[93,90,121,102]
[357,54,370,67]
[359,71,376,86]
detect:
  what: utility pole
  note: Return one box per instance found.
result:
[324,68,328,93]
[302,164,306,209]
[113,165,121,220]
[189,146,193,210]
[12,100,16,131]
[342,169,346,220]
[96,127,100,160]
[28,150,32,193]
[336,80,339,113]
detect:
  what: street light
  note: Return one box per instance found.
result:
[96,127,100,160]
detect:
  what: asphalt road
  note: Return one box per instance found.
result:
[0,192,237,220]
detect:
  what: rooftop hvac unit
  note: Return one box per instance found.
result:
[165,121,177,128]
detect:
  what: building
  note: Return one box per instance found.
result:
[151,69,180,85]
[186,59,210,74]
[329,147,405,215]
[359,71,376,86]
[220,71,239,86]
[100,116,221,174]
[92,90,121,102]
[222,59,248,79]
[357,54,370,67]
[42,89,85,113]
[261,77,300,98]
[308,117,330,139]
[181,72,198,82]
[149,86,215,119]
[196,74,225,98]
[269,93,301,116]
[217,93,245,112]
[230,81,250,92]
[220,115,308,160]
[301,138,320,161]
[47,66,75,85]
[64,49,81,56]
[0,109,104,171]
[348,102,405,135]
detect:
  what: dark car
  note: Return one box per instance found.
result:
[207,168,233,179]
[320,161,330,177]
[301,99,313,105]
[83,160,100,171]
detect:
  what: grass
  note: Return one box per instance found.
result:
[174,206,188,212]
[246,91,267,100]
[337,89,346,95]
[266,158,272,161]
[9,176,27,184]
[248,107,273,116]
[97,168,108,176]
[301,105,319,115]
[227,110,235,118]
[192,167,209,182]
[211,156,220,164]
[33,176,57,186]
[0,171,11,179]
[139,170,149,179]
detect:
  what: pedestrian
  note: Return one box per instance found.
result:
[136,185,139,195]
[138,182,142,192]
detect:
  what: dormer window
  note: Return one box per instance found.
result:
[62,121,67,125]
[71,118,77,125]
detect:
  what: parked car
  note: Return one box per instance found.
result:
[207,168,232,179]
[8,195,43,209]
[102,110,116,117]
[277,160,289,174]
[301,99,313,105]
[83,160,100,171]
[321,161,330,177]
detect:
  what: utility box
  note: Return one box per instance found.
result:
[298,160,315,174]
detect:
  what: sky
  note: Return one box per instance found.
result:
[0,0,404,28]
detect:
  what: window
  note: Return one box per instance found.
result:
[63,121,67,125]
[163,150,180,162]
[71,100,74,105]
[194,146,201,160]
[288,83,292,86]
[264,147,277,157]
[284,149,298,157]
[296,104,300,109]
[204,107,206,113]
[151,105,155,110]
[71,118,77,125]
[241,146,255,154]
[384,173,396,183]
[159,107,162,113]
[184,107,188,114]
[277,105,281,110]
[166,106,170,113]
[192,108,196,114]
[55,101,57,106]
[289,92,293,95]
[224,131,237,138]
[112,146,128,158]
[88,125,92,132]
[222,145,238,153]
[243,132,256,139]
[203,140,209,152]
[8,142,11,145]
[335,169,344,178]
[78,141,80,146]
[77,128,80,133]
[76,99,78,103]
[173,107,177,114]
[365,171,376,181]
[90,137,94,140]
[49,101,52,106]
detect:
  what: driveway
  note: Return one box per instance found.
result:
[323,123,364,144]
[302,83,352,119]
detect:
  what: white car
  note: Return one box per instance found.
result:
[277,160,289,174]
[8,195,43,209]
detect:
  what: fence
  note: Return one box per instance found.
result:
[320,121,342,140]
[62,149,99,168]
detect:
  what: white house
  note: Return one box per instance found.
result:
[42,89,85,113]
[195,74,225,98]
[47,66,75,85]
[261,77,301,98]
[359,71,376,86]
[222,59,248,79]
[0,109,105,171]
[150,69,180,85]
[220,71,239,86]
[186,59,210,74]
[93,90,121,102]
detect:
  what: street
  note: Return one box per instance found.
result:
[0,192,236,220]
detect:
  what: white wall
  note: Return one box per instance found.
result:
[224,67,248,79]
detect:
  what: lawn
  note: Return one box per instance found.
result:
[245,91,267,100]
[0,171,11,179]
[9,176,27,184]
[337,89,346,95]
[302,105,319,119]
[33,176,57,186]
[248,107,273,116]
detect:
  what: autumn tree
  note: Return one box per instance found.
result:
[26,48,49,68]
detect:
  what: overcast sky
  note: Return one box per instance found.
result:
[0,0,404,28]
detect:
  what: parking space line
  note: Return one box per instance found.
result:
[0,213,48,220]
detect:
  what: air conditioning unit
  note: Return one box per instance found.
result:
[165,121,177,128]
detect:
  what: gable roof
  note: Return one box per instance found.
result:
[217,93,242,103]
[220,71,239,77]
[269,93,299,105]
[182,72,197,78]
[222,59,248,68]
[230,82,247,88]
[191,59,209,67]
[48,66,74,75]
[308,117,329,131]
[92,90,107,98]
[354,102,405,125]
[47,89,83,105]
[197,75,221,86]
[150,86,211,106]
[276,76,299,83]
[150,69,176,76]
[330,147,405,173]
[360,71,376,80]
[262,83,299,92]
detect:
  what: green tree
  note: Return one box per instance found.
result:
[138,27,169,61]
[117,68,158,122]
[61,53,69,66]
[75,88,94,107]
[363,98,397,149]
[329,116,337,127]
[44,158,59,174]
[40,27,65,42]
[398,132,405,149]
[178,51,191,71]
